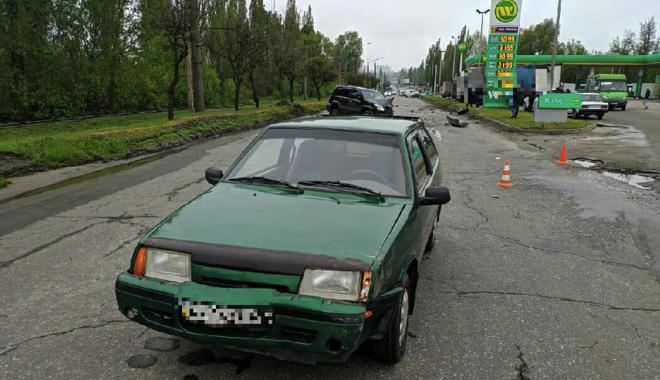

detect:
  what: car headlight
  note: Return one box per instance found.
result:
[375,104,385,112]
[601,96,608,100]
[299,269,366,301]
[144,248,191,283]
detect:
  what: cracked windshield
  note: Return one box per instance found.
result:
[1,0,660,379]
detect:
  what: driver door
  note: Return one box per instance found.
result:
[346,90,363,114]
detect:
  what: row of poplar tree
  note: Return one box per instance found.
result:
[0,0,367,122]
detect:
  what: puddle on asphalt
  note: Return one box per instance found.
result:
[573,158,604,168]
[602,171,656,189]
[575,160,598,168]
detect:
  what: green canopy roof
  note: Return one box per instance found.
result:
[465,53,660,67]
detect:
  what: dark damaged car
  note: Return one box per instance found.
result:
[114,116,449,364]
[327,86,394,116]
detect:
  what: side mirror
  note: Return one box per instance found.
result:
[205,167,223,185]
[420,187,451,206]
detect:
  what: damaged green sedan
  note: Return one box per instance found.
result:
[114,116,450,364]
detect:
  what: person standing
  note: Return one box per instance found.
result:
[645,88,651,99]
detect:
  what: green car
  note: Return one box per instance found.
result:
[114,116,450,364]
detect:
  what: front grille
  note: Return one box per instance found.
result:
[196,277,291,293]
[179,318,272,337]
[278,326,318,343]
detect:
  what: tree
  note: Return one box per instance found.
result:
[334,31,363,77]
[636,16,660,55]
[209,0,265,110]
[305,56,337,100]
[153,0,195,120]
[189,0,205,112]
[609,29,636,55]
[274,0,302,103]
[247,0,268,108]
[519,19,557,55]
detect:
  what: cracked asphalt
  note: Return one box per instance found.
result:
[1,97,659,379]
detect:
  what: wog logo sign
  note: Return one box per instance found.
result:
[495,0,518,23]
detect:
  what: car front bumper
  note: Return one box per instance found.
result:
[115,272,397,363]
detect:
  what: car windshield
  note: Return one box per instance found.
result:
[226,128,408,197]
[361,90,385,100]
[583,94,601,102]
[599,80,626,92]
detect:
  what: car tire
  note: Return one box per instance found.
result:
[330,108,340,116]
[597,113,604,120]
[608,105,614,111]
[372,274,411,364]
[621,105,626,111]
[362,110,374,116]
[571,109,578,119]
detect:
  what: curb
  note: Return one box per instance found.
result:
[422,98,597,135]
[470,113,598,135]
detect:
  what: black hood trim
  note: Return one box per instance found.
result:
[144,237,371,276]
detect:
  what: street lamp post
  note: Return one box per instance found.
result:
[476,9,490,55]
[550,0,562,90]
[451,36,457,81]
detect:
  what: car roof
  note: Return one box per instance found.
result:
[335,85,376,92]
[582,93,600,96]
[267,116,422,136]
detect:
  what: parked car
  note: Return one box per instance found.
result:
[327,86,394,116]
[114,116,450,365]
[384,90,393,96]
[410,90,420,98]
[568,93,608,120]
[399,89,407,96]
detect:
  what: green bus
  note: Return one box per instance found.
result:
[585,74,628,111]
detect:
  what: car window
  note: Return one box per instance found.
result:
[419,128,438,163]
[333,88,347,97]
[227,128,409,197]
[348,90,361,99]
[361,90,385,100]
[583,94,601,102]
[408,133,428,192]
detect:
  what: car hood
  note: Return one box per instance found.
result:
[147,183,406,266]
[369,98,394,107]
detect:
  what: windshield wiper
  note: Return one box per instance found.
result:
[298,180,384,202]
[228,176,303,194]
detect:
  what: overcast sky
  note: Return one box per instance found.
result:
[272,0,660,71]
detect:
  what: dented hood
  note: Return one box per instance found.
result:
[147,183,406,267]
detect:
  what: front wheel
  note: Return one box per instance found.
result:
[330,108,340,116]
[372,274,410,364]
[621,105,627,111]
[572,109,578,119]
[362,110,374,116]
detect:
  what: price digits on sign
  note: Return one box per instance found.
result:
[499,35,516,43]
[498,44,516,52]
[497,62,514,69]
[497,53,515,60]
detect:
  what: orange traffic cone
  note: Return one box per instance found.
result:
[556,144,569,165]
[497,160,513,187]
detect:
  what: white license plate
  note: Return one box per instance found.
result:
[589,105,600,109]
[180,301,274,327]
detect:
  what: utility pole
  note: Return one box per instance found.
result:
[550,0,562,90]
[435,49,443,96]
[452,36,457,82]
[476,9,490,55]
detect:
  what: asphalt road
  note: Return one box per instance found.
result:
[1,97,660,379]
[512,99,660,171]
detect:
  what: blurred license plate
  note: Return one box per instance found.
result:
[589,105,600,109]
[180,301,274,327]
